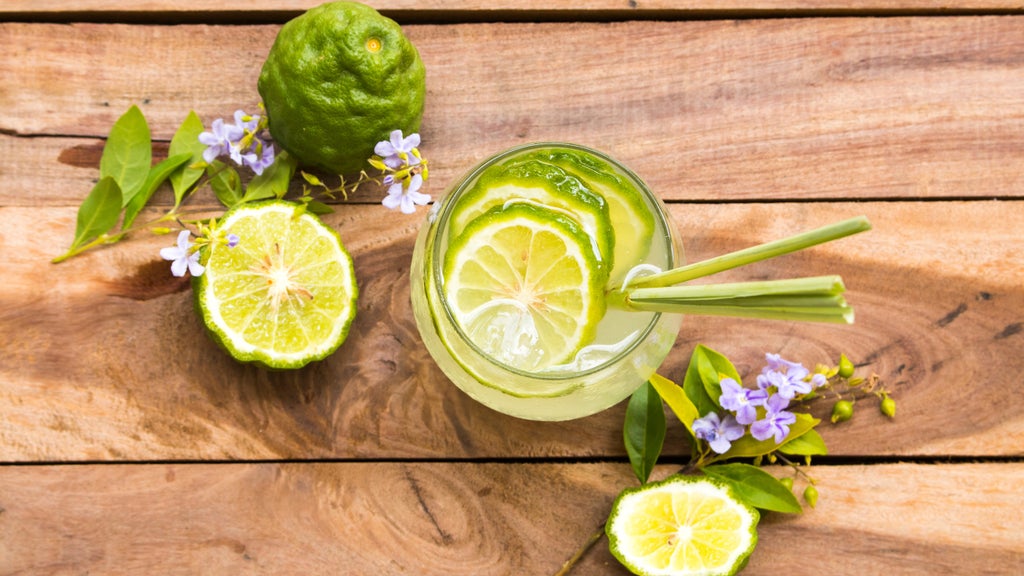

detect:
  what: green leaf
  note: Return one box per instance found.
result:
[702,463,803,514]
[122,153,191,229]
[58,176,122,257]
[648,372,699,436]
[302,200,335,215]
[100,105,151,204]
[694,344,742,404]
[777,428,828,456]
[624,381,666,485]
[243,150,297,203]
[168,110,207,206]
[209,162,243,208]
[722,413,820,459]
[682,346,721,418]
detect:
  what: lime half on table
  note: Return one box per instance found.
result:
[194,200,358,369]
[607,475,759,576]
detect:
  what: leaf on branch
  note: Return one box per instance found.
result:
[777,428,828,456]
[648,372,698,437]
[244,150,298,203]
[54,176,123,261]
[624,380,666,485]
[99,105,151,205]
[702,462,803,514]
[123,153,192,229]
[209,162,243,208]
[168,110,207,206]
[681,344,738,419]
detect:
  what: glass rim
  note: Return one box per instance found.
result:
[430,141,678,381]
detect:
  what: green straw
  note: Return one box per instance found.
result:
[605,216,872,324]
[627,216,872,289]
[613,276,853,323]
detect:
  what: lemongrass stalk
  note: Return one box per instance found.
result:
[607,276,853,323]
[628,216,872,289]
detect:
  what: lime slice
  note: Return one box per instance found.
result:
[607,475,759,576]
[505,146,657,286]
[442,202,606,373]
[194,200,358,369]
[449,159,614,277]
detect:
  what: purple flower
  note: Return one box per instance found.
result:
[374,129,421,169]
[240,139,275,176]
[225,233,240,248]
[718,377,768,425]
[810,372,828,389]
[382,173,430,214]
[757,353,813,400]
[198,118,243,164]
[233,109,260,133]
[693,412,745,454]
[159,230,204,277]
[750,394,797,444]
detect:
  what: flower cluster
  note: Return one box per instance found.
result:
[199,109,275,176]
[694,353,829,454]
[159,121,432,277]
[372,129,430,214]
[159,223,240,278]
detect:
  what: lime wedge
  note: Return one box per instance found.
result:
[449,159,614,277]
[442,202,606,373]
[505,146,656,286]
[194,200,358,369]
[607,475,759,576]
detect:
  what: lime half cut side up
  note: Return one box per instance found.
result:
[195,201,358,369]
[607,475,760,576]
[442,202,607,375]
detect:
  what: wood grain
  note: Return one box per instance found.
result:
[3,17,1024,203]
[3,200,1021,461]
[0,462,1021,575]
[2,0,1023,19]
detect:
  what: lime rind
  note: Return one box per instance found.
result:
[194,200,358,369]
[442,202,606,373]
[502,146,657,286]
[606,475,759,576]
[449,159,615,278]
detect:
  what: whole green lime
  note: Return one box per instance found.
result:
[258,1,426,174]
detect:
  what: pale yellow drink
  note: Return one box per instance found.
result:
[410,143,683,421]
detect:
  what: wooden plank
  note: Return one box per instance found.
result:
[3,16,1024,202]
[3,200,1021,461]
[0,462,1021,575]
[2,0,1023,19]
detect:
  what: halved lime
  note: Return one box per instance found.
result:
[504,147,657,285]
[607,475,760,576]
[442,202,606,373]
[448,159,614,277]
[194,200,358,369]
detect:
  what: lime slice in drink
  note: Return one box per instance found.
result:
[607,475,760,576]
[508,147,657,285]
[442,202,606,373]
[194,200,358,369]
[449,159,614,277]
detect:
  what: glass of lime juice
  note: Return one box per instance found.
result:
[410,142,684,421]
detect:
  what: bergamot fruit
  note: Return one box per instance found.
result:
[257,1,426,174]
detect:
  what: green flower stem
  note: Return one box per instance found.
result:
[627,216,872,289]
[609,276,854,323]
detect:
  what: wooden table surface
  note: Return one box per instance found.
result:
[3,2,1024,574]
